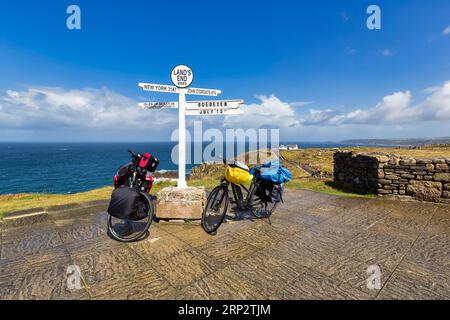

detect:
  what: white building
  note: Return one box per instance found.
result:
[280,144,299,151]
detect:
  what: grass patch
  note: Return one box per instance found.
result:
[0,180,177,219]
[286,178,376,198]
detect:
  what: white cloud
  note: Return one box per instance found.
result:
[1,82,449,141]
[0,86,177,135]
[382,49,395,57]
[299,81,450,126]
[443,26,450,35]
[223,94,299,129]
[290,101,314,108]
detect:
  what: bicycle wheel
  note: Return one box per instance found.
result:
[202,186,229,234]
[107,192,154,242]
[248,184,279,219]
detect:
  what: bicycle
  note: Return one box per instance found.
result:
[107,149,158,242]
[201,159,281,234]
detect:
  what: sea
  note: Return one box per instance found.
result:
[0,142,383,195]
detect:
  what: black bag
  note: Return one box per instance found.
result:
[255,180,284,204]
[107,187,140,219]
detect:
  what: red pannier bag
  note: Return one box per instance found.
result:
[139,153,160,172]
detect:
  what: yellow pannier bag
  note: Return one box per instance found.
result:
[225,166,253,185]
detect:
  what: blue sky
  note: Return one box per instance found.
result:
[0,0,449,141]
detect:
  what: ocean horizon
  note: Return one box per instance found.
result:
[0,141,396,195]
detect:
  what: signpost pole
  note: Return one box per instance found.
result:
[178,89,187,188]
[139,65,243,190]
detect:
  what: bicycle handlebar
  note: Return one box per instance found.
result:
[128,149,138,157]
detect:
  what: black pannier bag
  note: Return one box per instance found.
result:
[107,187,140,219]
[255,180,284,203]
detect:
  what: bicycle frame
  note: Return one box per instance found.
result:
[221,178,256,211]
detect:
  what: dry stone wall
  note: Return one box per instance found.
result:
[334,151,450,203]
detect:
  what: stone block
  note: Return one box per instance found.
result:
[432,159,446,164]
[388,158,400,165]
[378,179,392,185]
[385,174,399,180]
[443,191,450,199]
[376,169,385,179]
[377,189,392,195]
[399,158,416,166]
[435,163,449,171]
[156,186,206,220]
[444,183,450,191]
[374,155,390,163]
[401,174,415,179]
[416,159,432,164]
[434,173,450,182]
[406,180,442,202]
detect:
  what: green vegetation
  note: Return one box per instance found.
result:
[286,179,376,198]
[0,181,177,219]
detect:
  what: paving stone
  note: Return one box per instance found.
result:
[338,230,413,271]
[279,210,327,228]
[367,209,432,241]
[0,246,70,278]
[151,248,221,289]
[377,258,450,299]
[226,249,309,299]
[266,235,333,269]
[172,227,218,247]
[313,252,392,297]
[233,222,292,249]
[0,251,89,300]
[128,233,191,262]
[171,267,268,300]
[408,233,450,268]
[89,268,175,300]
[56,223,106,244]
[327,205,390,229]
[67,240,145,286]
[280,269,372,300]
[1,230,63,260]
[1,222,57,243]
[424,208,450,236]
[197,233,260,266]
[158,222,201,235]
[300,221,361,252]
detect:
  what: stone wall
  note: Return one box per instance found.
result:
[334,151,450,203]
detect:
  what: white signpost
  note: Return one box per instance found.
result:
[139,65,244,189]
[138,102,178,109]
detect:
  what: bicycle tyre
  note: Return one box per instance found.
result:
[201,186,229,234]
[107,191,154,242]
[248,183,279,219]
